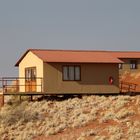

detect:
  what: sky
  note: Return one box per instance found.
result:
[0,0,140,76]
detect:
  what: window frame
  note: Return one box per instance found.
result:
[118,63,123,69]
[25,67,37,81]
[130,60,138,69]
[62,65,81,81]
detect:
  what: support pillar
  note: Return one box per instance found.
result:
[0,94,4,107]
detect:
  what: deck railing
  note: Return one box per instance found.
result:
[120,81,137,93]
[0,77,43,94]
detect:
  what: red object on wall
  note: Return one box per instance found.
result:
[109,76,114,85]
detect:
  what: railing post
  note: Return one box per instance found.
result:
[41,78,43,92]
[2,78,5,93]
[5,80,7,93]
[1,78,4,106]
[120,82,122,93]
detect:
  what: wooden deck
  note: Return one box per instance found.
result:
[0,77,43,95]
[0,77,139,95]
[3,92,46,96]
[0,77,139,107]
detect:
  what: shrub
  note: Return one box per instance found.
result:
[115,109,135,120]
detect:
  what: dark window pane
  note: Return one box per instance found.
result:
[130,60,137,69]
[63,66,68,80]
[69,66,74,80]
[75,66,80,80]
[25,69,30,79]
[119,64,122,69]
[31,68,36,80]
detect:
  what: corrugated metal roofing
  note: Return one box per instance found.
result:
[15,49,123,66]
[110,51,140,59]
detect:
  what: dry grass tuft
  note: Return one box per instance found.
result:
[0,95,140,140]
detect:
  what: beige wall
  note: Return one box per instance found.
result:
[19,51,43,92]
[119,58,140,75]
[44,63,120,94]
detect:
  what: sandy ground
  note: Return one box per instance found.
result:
[35,96,140,140]
[0,95,140,140]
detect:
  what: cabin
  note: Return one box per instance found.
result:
[1,49,140,106]
[14,49,122,94]
[1,49,140,97]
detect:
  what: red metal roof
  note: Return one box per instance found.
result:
[15,49,123,66]
[110,51,140,59]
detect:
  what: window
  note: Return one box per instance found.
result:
[75,66,80,80]
[25,67,36,81]
[63,66,69,80]
[130,60,137,69]
[69,66,75,80]
[119,63,123,69]
[63,66,81,81]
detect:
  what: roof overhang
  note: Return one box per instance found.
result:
[15,49,125,67]
[15,49,32,67]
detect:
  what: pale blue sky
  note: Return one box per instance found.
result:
[0,0,140,76]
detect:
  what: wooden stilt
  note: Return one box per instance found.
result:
[19,95,22,102]
[1,84,5,106]
[0,94,4,107]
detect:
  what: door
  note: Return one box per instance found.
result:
[25,67,36,92]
